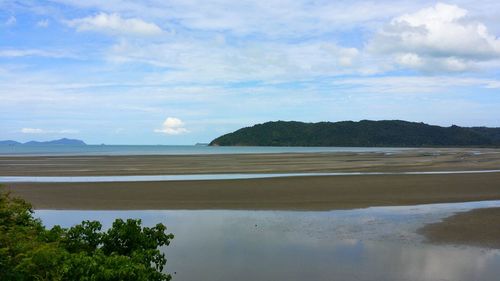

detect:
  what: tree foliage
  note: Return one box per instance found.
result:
[0,189,174,281]
[210,120,500,147]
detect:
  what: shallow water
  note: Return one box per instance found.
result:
[36,201,500,281]
[3,169,500,183]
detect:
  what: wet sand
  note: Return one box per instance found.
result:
[419,207,500,249]
[4,172,500,210]
[1,148,500,176]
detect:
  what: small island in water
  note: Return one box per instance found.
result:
[0,138,86,146]
[210,120,500,147]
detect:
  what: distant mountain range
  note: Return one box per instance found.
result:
[0,138,86,146]
[209,120,500,147]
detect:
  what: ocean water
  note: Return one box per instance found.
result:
[36,200,500,281]
[0,145,412,156]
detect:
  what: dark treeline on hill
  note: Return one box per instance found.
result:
[209,120,500,147]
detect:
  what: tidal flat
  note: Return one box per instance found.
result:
[2,148,500,263]
[1,148,500,176]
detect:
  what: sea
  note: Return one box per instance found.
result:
[0,145,412,156]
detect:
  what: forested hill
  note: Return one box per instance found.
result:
[209,120,500,147]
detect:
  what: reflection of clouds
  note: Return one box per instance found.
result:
[35,202,500,281]
[394,245,500,281]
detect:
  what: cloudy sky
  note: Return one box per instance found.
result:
[1,1,499,144]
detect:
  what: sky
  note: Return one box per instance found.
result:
[1,0,499,144]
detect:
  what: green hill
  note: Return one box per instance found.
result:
[209,120,500,147]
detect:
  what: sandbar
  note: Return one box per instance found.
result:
[419,207,500,249]
[4,173,500,210]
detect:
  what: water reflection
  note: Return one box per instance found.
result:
[36,201,500,281]
[2,169,500,183]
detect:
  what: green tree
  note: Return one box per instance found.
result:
[0,188,174,281]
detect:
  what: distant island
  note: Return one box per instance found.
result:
[0,138,86,146]
[209,120,500,147]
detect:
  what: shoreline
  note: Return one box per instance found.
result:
[5,173,500,210]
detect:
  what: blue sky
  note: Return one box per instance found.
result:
[1,0,499,144]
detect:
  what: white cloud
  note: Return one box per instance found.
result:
[154,117,189,135]
[0,49,72,58]
[51,0,425,37]
[36,19,49,28]
[369,3,500,72]
[107,40,361,83]
[21,128,44,134]
[329,76,500,94]
[58,129,79,134]
[395,53,423,68]
[20,128,79,134]
[5,16,16,26]
[67,12,163,36]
